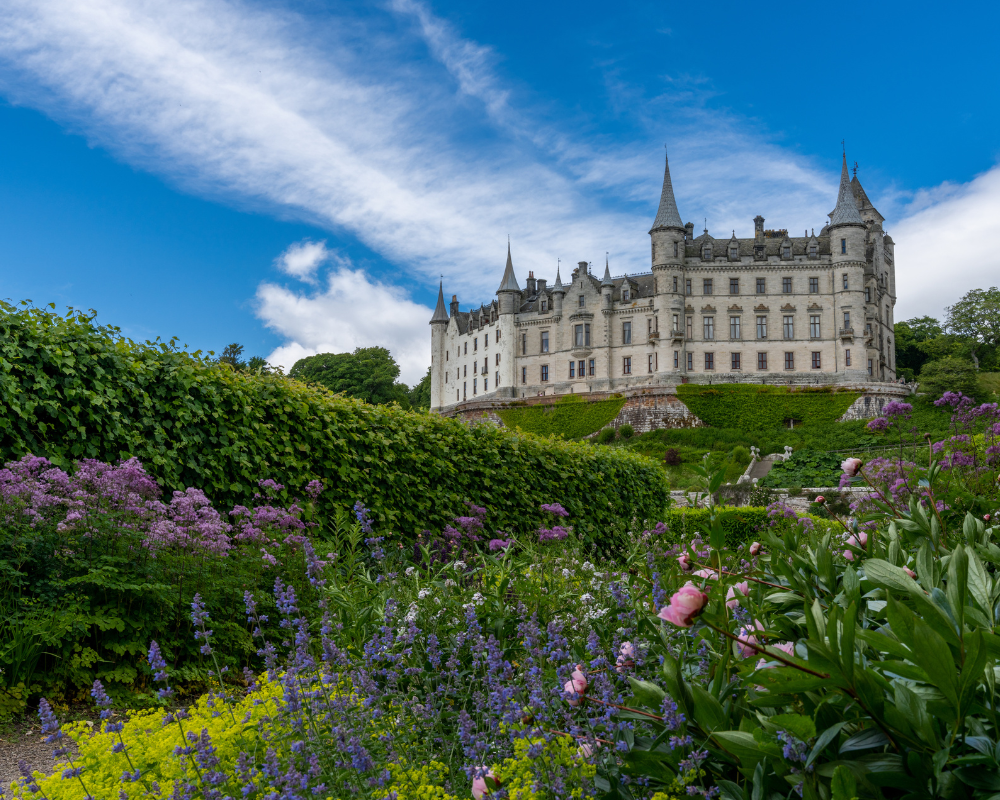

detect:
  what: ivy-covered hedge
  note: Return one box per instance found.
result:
[494,394,626,439]
[760,448,844,488]
[676,384,859,431]
[0,304,669,537]
[660,507,837,547]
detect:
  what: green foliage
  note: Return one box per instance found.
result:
[760,449,844,488]
[408,366,432,410]
[618,423,634,440]
[290,346,410,407]
[945,285,1000,368]
[0,304,667,539]
[918,355,981,400]
[596,428,617,445]
[657,507,834,548]
[676,384,859,432]
[729,445,750,466]
[894,316,944,376]
[495,394,627,440]
[980,371,1000,399]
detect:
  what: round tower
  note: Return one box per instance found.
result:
[428,280,450,411]
[649,152,687,299]
[829,153,869,380]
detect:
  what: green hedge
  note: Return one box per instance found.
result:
[760,449,843,488]
[676,384,859,431]
[494,394,626,439]
[659,507,837,547]
[0,304,669,537]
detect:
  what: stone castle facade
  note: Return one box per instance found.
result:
[429,152,897,413]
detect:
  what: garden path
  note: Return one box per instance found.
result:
[0,719,80,792]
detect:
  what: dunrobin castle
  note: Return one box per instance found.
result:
[428,152,898,414]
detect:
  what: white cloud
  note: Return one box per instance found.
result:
[892,164,1000,320]
[274,239,330,282]
[257,263,430,386]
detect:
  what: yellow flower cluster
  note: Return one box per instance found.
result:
[377,761,460,800]
[493,734,596,800]
[9,680,285,799]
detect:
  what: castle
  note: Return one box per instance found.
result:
[429,152,897,414]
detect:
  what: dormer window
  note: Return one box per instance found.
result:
[809,243,817,258]
[782,246,791,259]
[540,299,547,312]
[622,287,630,302]
[729,245,738,260]
[702,245,712,260]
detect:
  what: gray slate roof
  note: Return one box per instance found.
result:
[650,153,684,230]
[496,244,521,293]
[430,281,449,323]
[830,154,864,226]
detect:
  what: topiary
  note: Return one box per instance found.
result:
[663,448,682,466]
[619,424,634,440]
[729,445,751,466]
[596,428,617,445]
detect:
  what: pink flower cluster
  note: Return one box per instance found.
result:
[658,584,709,627]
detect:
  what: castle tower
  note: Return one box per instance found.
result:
[429,280,450,410]
[496,243,521,315]
[551,264,565,317]
[649,152,687,373]
[829,153,868,379]
[494,244,521,397]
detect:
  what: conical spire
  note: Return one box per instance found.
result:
[430,280,449,323]
[496,242,521,293]
[829,153,864,226]
[601,256,614,287]
[650,151,684,230]
[552,263,564,293]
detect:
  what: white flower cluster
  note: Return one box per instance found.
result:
[417,588,432,600]
[404,603,418,623]
[405,566,416,577]
[561,568,571,579]
[453,561,467,570]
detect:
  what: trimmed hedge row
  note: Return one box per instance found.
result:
[0,304,670,537]
[677,384,859,431]
[495,394,626,439]
[659,507,837,548]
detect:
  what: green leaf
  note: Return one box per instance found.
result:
[839,727,889,753]
[967,549,992,619]
[690,684,727,734]
[830,765,858,800]
[712,731,778,767]
[863,559,920,595]
[910,617,959,708]
[805,721,847,768]
[627,677,666,711]
[769,713,816,742]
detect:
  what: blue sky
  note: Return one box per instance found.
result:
[1,0,999,384]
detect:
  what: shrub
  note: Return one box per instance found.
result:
[618,423,634,440]
[918,356,980,400]
[596,427,617,445]
[676,384,858,431]
[0,305,666,538]
[729,445,751,466]
[760,448,844,488]
[663,447,682,466]
[495,393,626,439]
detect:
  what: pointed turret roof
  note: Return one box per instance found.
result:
[430,280,450,323]
[650,152,684,230]
[830,153,864,227]
[601,258,614,287]
[850,175,884,224]
[552,264,565,293]
[496,243,521,293]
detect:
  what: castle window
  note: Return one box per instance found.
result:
[541,365,549,382]
[484,376,488,391]
[496,328,501,340]
[703,278,713,295]
[702,245,712,260]
[648,354,656,373]
[674,351,679,369]
[464,365,467,377]
[811,352,822,369]
[575,324,584,347]
[783,316,794,339]
[730,245,738,260]
[686,316,693,338]
[623,357,632,375]
[540,299,547,312]
[473,378,477,395]
[885,305,890,322]
[810,315,821,338]
[521,367,526,384]
[865,287,871,302]
[842,273,849,290]
[843,311,851,329]
[622,287,630,302]
[730,278,739,295]
[730,316,741,339]
[673,242,679,257]
[756,316,768,339]
[579,295,585,308]
[540,331,549,353]
[782,277,792,293]
[474,337,478,350]
[623,321,632,344]
[446,351,449,361]
[495,371,499,386]
[464,342,467,355]
[809,243,817,257]
[521,333,526,355]
[569,361,575,378]
[687,352,693,370]
[585,324,591,346]
[588,359,595,376]
[673,276,678,293]
[672,313,680,332]
[704,352,714,371]
[756,277,766,294]
[495,353,500,366]
[841,238,847,254]
[809,277,819,293]
[456,389,459,401]
[868,358,873,376]
[784,352,794,370]
[685,279,692,295]
[463,381,467,398]
[757,352,768,370]
[782,246,791,259]
[579,360,585,377]
[731,352,741,370]
[845,349,851,366]
[703,317,715,340]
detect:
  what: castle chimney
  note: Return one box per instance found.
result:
[526,270,536,296]
[450,294,459,316]
[536,279,546,293]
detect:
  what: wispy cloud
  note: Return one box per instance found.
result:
[274,239,330,283]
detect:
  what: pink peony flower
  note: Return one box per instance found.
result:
[563,665,588,705]
[903,567,916,578]
[814,495,825,504]
[841,457,863,477]
[677,552,692,571]
[843,531,869,561]
[692,568,717,580]
[615,641,636,673]
[577,741,595,758]
[736,620,765,658]
[472,768,499,799]
[749,541,761,556]
[754,641,795,669]
[726,581,750,609]
[657,583,709,628]
[985,514,992,522]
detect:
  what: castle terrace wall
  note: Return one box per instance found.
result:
[442,381,914,436]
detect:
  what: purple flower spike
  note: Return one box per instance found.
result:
[541,503,570,517]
